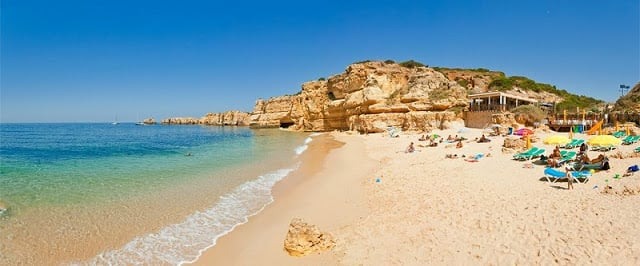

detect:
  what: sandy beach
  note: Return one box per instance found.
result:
[195,128,640,265]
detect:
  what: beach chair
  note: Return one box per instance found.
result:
[635,146,640,153]
[565,139,584,149]
[516,148,545,161]
[513,147,539,160]
[557,151,577,166]
[543,168,591,184]
[613,131,626,138]
[598,145,616,152]
[623,135,640,145]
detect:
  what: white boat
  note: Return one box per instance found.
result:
[112,116,119,125]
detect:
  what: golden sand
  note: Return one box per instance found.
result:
[195,128,640,265]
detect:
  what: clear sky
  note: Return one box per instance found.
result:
[1,0,638,122]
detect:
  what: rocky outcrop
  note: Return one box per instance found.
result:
[251,61,469,132]
[143,118,156,125]
[162,111,250,126]
[283,218,335,257]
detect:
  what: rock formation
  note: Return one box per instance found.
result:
[162,110,250,126]
[251,61,470,132]
[142,118,156,125]
[283,218,335,257]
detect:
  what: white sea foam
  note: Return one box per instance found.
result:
[294,137,313,155]
[81,167,297,266]
[309,132,323,137]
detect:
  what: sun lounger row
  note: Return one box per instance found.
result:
[513,147,545,161]
[543,168,591,184]
[612,131,626,138]
[562,139,585,149]
[622,135,640,145]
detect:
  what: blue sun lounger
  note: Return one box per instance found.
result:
[543,168,591,184]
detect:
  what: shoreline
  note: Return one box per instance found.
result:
[191,132,378,265]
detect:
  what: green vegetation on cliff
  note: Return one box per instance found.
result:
[488,76,602,111]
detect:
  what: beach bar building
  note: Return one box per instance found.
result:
[464,92,538,128]
[467,92,538,112]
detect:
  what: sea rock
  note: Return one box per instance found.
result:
[143,118,156,125]
[162,111,251,126]
[283,218,336,257]
[0,200,7,213]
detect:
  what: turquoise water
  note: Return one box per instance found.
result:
[0,123,311,264]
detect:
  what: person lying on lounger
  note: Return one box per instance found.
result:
[456,140,463,149]
[548,146,562,167]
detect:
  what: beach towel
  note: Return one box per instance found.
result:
[629,165,639,173]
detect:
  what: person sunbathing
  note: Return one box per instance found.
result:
[406,142,415,153]
[418,135,427,141]
[477,134,490,143]
[548,146,562,167]
[579,143,588,155]
[590,154,605,164]
[456,140,463,149]
[447,135,454,141]
[580,154,591,163]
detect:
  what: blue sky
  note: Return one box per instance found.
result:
[1,0,638,122]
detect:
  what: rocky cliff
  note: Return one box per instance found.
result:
[614,82,640,112]
[162,110,250,126]
[251,61,469,132]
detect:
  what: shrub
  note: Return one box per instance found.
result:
[510,105,546,126]
[353,60,372,64]
[384,59,395,64]
[455,78,469,88]
[318,77,326,81]
[399,60,427,68]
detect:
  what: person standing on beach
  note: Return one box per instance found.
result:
[566,166,574,190]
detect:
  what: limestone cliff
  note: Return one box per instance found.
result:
[162,110,250,126]
[613,82,640,112]
[251,61,469,132]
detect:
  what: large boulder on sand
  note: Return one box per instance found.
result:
[283,218,336,257]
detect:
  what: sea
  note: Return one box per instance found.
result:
[0,123,314,265]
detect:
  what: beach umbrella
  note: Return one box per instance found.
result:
[626,125,631,136]
[588,135,622,146]
[515,128,533,136]
[543,135,570,145]
[569,126,574,140]
[525,135,531,149]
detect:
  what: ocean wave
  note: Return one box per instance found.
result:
[294,137,313,155]
[80,167,297,266]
